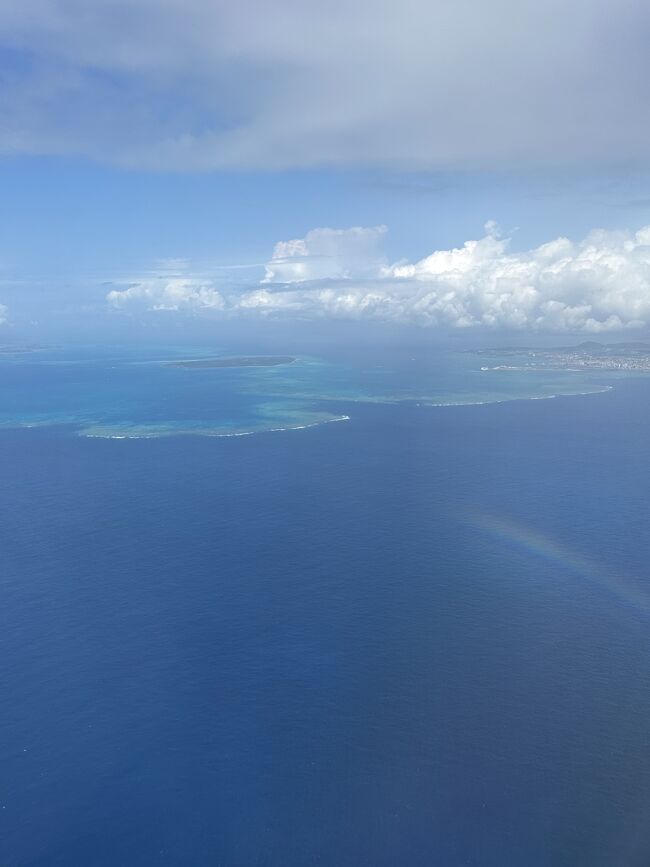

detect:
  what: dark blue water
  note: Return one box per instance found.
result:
[2,379,650,865]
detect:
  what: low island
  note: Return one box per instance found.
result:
[168,355,296,369]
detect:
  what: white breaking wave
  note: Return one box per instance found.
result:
[79,414,351,440]
[420,385,613,408]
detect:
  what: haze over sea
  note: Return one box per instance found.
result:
[2,342,650,866]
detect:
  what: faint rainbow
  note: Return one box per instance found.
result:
[465,512,650,613]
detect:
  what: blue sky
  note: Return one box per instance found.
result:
[2,0,650,338]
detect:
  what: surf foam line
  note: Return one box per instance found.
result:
[418,385,613,409]
[78,415,351,440]
[466,511,650,615]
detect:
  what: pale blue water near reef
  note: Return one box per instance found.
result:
[2,342,650,866]
[0,343,618,438]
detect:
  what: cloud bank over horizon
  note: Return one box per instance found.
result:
[107,222,650,333]
[0,0,648,172]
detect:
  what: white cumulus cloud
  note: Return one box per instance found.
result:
[241,222,650,331]
[107,278,224,312]
[107,222,650,333]
[378,223,650,331]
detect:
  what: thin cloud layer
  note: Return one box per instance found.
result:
[0,0,648,170]
[263,226,387,283]
[108,223,650,332]
[0,303,8,325]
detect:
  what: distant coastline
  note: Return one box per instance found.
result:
[167,355,296,369]
[472,341,650,372]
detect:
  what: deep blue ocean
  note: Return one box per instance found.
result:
[2,346,650,865]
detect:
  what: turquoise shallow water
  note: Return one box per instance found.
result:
[0,343,623,438]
